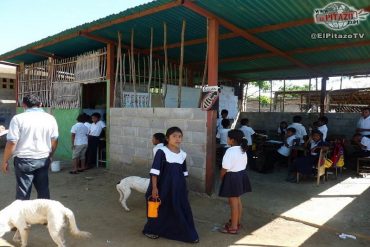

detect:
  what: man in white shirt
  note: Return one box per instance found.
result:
[86,112,106,168]
[288,115,307,144]
[356,107,370,137]
[1,95,58,200]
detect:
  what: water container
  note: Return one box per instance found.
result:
[51,161,61,172]
[147,196,161,218]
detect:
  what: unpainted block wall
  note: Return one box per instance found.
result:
[240,112,360,140]
[110,108,207,192]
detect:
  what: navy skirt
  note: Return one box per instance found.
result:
[219,170,252,197]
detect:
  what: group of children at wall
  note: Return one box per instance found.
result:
[144,123,252,242]
[70,112,106,174]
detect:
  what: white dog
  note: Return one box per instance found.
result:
[0,199,91,247]
[116,176,150,211]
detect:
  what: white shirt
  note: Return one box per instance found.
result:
[357,116,370,136]
[288,123,307,144]
[84,122,92,131]
[277,135,296,157]
[318,124,328,141]
[361,137,370,151]
[216,127,230,145]
[239,125,255,146]
[153,143,164,157]
[222,146,248,172]
[71,122,88,145]
[89,120,105,137]
[7,108,59,159]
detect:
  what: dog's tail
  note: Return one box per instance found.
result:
[64,208,92,239]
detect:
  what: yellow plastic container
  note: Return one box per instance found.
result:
[147,196,161,218]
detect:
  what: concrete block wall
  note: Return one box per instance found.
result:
[110,108,207,192]
[239,112,360,140]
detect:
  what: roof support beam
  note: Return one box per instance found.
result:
[182,0,312,70]
[25,49,61,59]
[189,39,370,66]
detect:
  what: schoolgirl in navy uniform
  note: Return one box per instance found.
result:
[219,129,252,234]
[143,127,199,243]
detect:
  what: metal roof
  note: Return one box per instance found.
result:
[1,0,370,81]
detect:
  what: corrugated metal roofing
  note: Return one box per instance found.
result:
[1,0,370,81]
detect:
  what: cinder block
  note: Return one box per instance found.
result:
[110,135,121,145]
[192,109,207,121]
[153,108,171,118]
[151,119,165,129]
[135,138,151,149]
[122,127,137,136]
[135,108,155,117]
[110,144,124,154]
[186,120,206,132]
[110,126,123,136]
[191,132,207,145]
[121,109,137,117]
[187,177,205,193]
[110,117,124,126]
[132,118,151,128]
[135,147,151,159]
[189,155,205,169]
[132,156,150,168]
[110,108,122,118]
[171,108,195,119]
[182,144,206,156]
[137,128,152,139]
[165,119,187,130]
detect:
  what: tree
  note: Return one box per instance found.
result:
[279,83,309,91]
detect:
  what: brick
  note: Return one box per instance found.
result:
[122,127,137,136]
[187,120,206,132]
[191,132,206,144]
[132,118,150,128]
[165,119,187,130]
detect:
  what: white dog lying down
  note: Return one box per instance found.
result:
[0,199,91,247]
[116,176,150,211]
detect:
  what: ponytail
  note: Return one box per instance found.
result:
[241,137,248,153]
[227,129,248,153]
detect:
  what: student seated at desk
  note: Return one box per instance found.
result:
[352,134,370,158]
[277,121,288,140]
[286,130,329,182]
[263,128,296,173]
[288,115,307,145]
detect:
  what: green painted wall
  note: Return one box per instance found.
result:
[15,107,80,161]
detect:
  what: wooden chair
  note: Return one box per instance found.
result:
[296,148,328,185]
[357,157,370,176]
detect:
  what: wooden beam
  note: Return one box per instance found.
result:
[189,38,370,66]
[183,0,311,71]
[107,43,115,107]
[0,61,18,66]
[25,49,62,59]
[79,32,116,45]
[320,77,328,116]
[205,18,218,195]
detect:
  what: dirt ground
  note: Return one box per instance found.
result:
[1,152,370,247]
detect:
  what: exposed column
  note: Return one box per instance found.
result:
[320,76,328,116]
[107,43,115,107]
[205,18,218,195]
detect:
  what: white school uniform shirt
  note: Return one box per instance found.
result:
[239,125,255,146]
[7,107,59,159]
[318,124,328,141]
[222,146,248,172]
[357,116,370,136]
[71,122,88,145]
[216,127,230,145]
[277,135,296,157]
[288,123,307,144]
[89,120,105,137]
[361,137,370,151]
[153,143,164,157]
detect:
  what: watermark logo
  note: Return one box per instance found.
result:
[314,2,368,30]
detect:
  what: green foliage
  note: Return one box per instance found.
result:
[250,81,270,92]
[258,95,271,107]
[279,84,309,91]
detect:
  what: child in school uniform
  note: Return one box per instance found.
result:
[239,118,257,168]
[86,112,106,168]
[277,121,288,140]
[288,115,307,144]
[143,127,199,243]
[152,133,165,157]
[317,116,329,141]
[219,129,252,234]
[286,129,329,182]
[216,119,231,146]
[264,127,297,172]
[70,114,89,174]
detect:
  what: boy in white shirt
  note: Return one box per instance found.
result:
[317,116,329,141]
[288,115,307,144]
[239,118,255,148]
[216,119,230,146]
[264,128,297,173]
[86,112,106,168]
[356,107,370,137]
[70,114,89,174]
